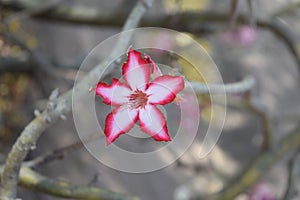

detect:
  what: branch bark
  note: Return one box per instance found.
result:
[0,56,33,72]
[0,166,139,200]
[0,0,153,199]
[1,1,299,199]
[283,152,300,200]
[245,92,272,151]
[19,167,139,200]
[186,76,255,94]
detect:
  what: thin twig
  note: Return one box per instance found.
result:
[245,91,272,151]
[0,56,33,72]
[283,151,300,200]
[247,0,257,27]
[228,0,239,29]
[0,0,153,199]
[25,132,102,167]
[215,90,272,151]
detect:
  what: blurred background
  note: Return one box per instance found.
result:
[0,0,300,199]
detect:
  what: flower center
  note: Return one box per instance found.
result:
[128,89,148,109]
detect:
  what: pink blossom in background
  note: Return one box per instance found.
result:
[222,25,257,46]
[249,182,275,200]
[178,93,200,135]
[94,49,184,145]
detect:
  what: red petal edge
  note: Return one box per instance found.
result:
[104,106,139,145]
[147,75,185,105]
[139,105,171,142]
[94,78,130,106]
[122,49,151,90]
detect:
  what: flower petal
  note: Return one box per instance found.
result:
[139,105,171,142]
[122,49,151,90]
[147,75,184,105]
[144,54,162,78]
[94,78,131,106]
[104,106,139,145]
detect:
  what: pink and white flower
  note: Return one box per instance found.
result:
[94,49,184,145]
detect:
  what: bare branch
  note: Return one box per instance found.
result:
[0,0,153,199]
[0,56,33,72]
[228,0,239,29]
[186,76,255,94]
[245,92,272,151]
[283,152,300,200]
[0,166,139,200]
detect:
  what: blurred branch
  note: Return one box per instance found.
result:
[19,166,139,200]
[245,92,272,151]
[247,0,257,26]
[271,2,300,17]
[217,91,272,150]
[0,0,153,199]
[0,55,33,72]
[208,88,272,152]
[0,2,240,28]
[272,114,300,123]
[0,53,83,83]
[0,0,129,26]
[261,19,300,75]
[3,0,60,23]
[25,132,102,167]
[283,151,300,200]
[200,123,300,200]
[1,30,63,81]
[186,75,255,94]
[228,0,238,29]
[0,166,139,200]
[1,2,299,74]
[0,2,72,81]
[24,139,85,167]
[1,1,69,79]
[0,55,81,82]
